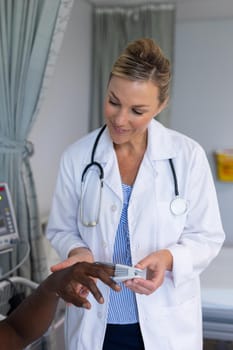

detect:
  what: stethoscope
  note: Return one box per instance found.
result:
[80,125,187,227]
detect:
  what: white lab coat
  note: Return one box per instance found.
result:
[47,120,225,350]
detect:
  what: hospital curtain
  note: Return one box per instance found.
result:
[89,3,175,130]
[0,0,74,282]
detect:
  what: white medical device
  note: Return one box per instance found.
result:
[113,264,146,282]
[95,262,147,282]
[0,183,19,251]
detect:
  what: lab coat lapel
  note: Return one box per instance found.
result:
[92,120,178,201]
[103,152,123,200]
[147,119,177,161]
[131,153,156,199]
[131,120,178,199]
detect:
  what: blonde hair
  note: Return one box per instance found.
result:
[110,38,171,104]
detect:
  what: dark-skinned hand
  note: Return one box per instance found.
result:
[45,261,121,309]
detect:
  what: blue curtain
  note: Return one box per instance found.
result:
[90,3,175,130]
[0,0,66,282]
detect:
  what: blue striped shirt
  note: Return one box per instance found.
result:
[107,183,139,324]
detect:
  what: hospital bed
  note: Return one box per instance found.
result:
[0,183,66,349]
[0,269,65,350]
[0,239,65,350]
[200,245,233,345]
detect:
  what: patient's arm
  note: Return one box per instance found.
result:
[0,262,119,349]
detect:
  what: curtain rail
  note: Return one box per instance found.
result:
[83,0,175,10]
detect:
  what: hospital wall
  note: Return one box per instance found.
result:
[29,0,91,223]
[29,1,233,244]
[170,18,233,245]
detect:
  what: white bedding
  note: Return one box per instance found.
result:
[200,245,233,340]
[201,245,233,309]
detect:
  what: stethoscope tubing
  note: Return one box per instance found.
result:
[81,125,106,183]
[168,158,179,197]
[80,124,187,224]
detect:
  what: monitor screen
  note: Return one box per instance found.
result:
[0,216,7,236]
[0,183,18,249]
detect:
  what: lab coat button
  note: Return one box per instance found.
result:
[111,204,117,212]
[103,241,107,248]
[97,311,102,319]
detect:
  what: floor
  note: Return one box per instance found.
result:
[204,339,233,350]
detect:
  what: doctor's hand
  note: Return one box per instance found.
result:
[51,247,94,272]
[124,249,173,295]
[49,261,120,309]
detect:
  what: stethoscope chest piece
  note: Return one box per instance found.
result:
[170,196,187,216]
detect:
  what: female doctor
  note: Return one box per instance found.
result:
[46,38,225,350]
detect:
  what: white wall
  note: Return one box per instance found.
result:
[171,19,233,244]
[30,1,233,244]
[29,0,91,219]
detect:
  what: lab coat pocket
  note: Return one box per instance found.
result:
[156,201,186,247]
[160,296,202,350]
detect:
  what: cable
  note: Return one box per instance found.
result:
[9,277,38,290]
[0,240,30,279]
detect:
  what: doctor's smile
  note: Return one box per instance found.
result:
[46,38,225,350]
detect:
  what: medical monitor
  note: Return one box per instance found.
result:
[0,183,19,251]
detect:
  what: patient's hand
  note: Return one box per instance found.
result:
[50,247,96,303]
[48,261,120,309]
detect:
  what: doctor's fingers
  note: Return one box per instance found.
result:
[135,252,161,271]
[50,256,81,272]
[125,279,157,295]
[136,250,173,272]
[51,250,95,272]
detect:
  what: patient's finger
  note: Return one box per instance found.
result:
[81,277,104,304]
[69,294,92,309]
[78,263,120,292]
